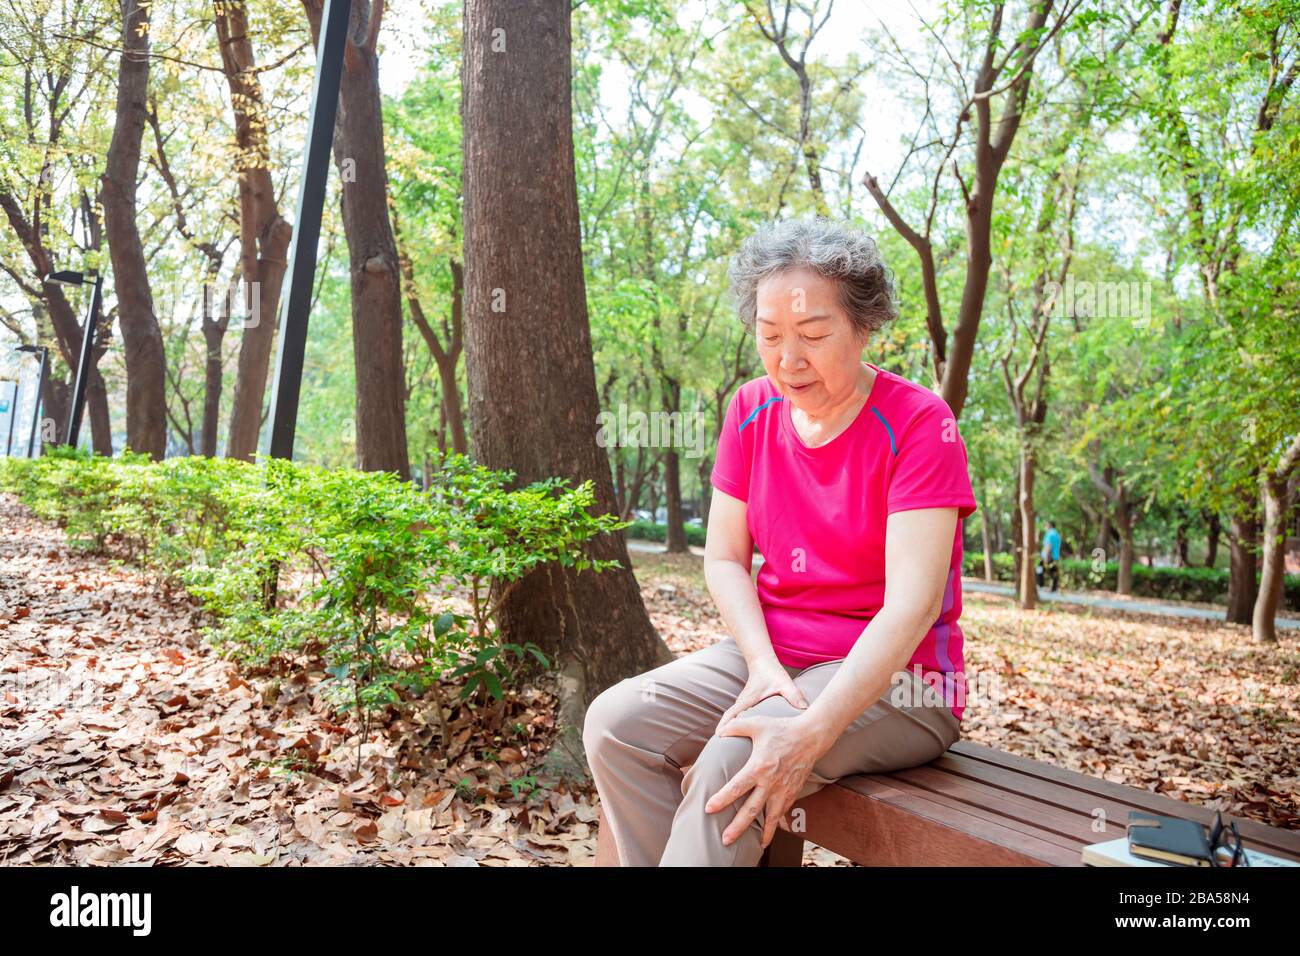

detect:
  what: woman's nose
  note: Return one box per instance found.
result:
[779,344,806,369]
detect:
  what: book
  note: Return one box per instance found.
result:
[1082,837,1300,867]
[1127,812,1218,866]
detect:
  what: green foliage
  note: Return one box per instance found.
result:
[1,453,625,744]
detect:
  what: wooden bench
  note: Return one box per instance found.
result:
[594,739,1300,866]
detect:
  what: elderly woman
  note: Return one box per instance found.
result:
[583,217,977,867]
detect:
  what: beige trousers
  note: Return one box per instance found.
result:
[583,636,961,866]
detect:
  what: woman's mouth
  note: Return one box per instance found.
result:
[785,381,815,392]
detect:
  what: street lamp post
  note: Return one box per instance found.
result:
[46,269,104,449]
[14,345,49,457]
[266,0,352,462]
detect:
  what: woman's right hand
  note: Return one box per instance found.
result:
[715,656,809,735]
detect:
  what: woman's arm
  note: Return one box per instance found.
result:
[794,506,959,752]
[702,486,784,673]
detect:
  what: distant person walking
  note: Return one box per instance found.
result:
[1041,521,1062,592]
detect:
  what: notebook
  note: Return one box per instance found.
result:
[1127,812,1218,866]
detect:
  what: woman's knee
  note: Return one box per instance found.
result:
[582,677,643,756]
[683,728,753,790]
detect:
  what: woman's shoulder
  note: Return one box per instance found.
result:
[871,366,958,431]
[736,374,779,401]
[726,375,781,418]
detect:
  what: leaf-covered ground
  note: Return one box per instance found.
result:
[0,494,595,866]
[2,497,1295,868]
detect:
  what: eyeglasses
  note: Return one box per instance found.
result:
[1207,811,1248,867]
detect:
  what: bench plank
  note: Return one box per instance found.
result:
[943,742,1300,860]
[593,739,1300,866]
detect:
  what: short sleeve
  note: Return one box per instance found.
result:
[710,389,749,502]
[886,400,977,520]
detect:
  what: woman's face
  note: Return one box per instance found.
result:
[754,266,867,414]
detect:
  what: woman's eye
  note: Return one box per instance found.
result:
[805,335,829,343]
[763,337,779,345]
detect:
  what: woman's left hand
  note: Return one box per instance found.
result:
[704,713,831,849]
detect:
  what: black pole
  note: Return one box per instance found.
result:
[265,0,352,462]
[4,380,17,456]
[27,346,48,458]
[65,272,103,449]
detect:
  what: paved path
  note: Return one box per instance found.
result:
[625,539,1300,630]
[962,580,1300,629]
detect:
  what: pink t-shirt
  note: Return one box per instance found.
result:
[710,363,977,722]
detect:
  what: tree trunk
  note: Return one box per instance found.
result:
[697,455,713,525]
[201,318,224,457]
[1175,515,1189,568]
[646,467,661,521]
[663,447,688,553]
[461,0,672,780]
[218,0,294,462]
[86,369,113,454]
[661,379,688,552]
[1116,520,1134,595]
[431,350,467,456]
[1253,472,1285,643]
[100,0,167,459]
[1096,514,1111,553]
[1226,499,1258,625]
[1254,438,1300,642]
[1017,444,1038,609]
[39,376,71,448]
[303,0,409,478]
[613,455,626,515]
[980,488,994,581]
[223,222,291,461]
[1204,510,1220,568]
[1011,468,1023,588]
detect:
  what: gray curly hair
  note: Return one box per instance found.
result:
[727,217,899,338]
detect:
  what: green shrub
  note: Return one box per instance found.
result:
[623,518,706,547]
[1,451,628,756]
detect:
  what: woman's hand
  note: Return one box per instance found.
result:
[704,712,831,849]
[714,657,808,736]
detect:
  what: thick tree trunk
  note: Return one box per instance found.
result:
[1226,502,1258,625]
[100,0,167,459]
[218,0,294,463]
[1253,475,1285,643]
[461,0,672,780]
[303,0,409,478]
[1254,438,1300,642]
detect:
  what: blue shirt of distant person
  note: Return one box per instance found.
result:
[1042,523,1061,561]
